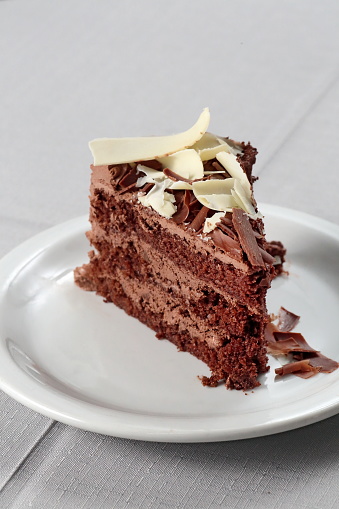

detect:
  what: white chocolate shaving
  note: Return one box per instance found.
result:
[203,212,225,233]
[203,171,226,175]
[231,179,257,216]
[168,181,193,190]
[192,132,241,160]
[136,164,192,190]
[216,151,251,195]
[89,108,210,165]
[216,137,243,156]
[136,164,166,187]
[138,180,177,218]
[158,148,204,180]
[192,179,238,211]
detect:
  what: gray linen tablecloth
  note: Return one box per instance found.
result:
[1,1,338,508]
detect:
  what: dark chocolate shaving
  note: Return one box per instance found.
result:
[232,208,265,268]
[189,206,209,231]
[258,247,276,265]
[140,183,154,194]
[212,228,243,261]
[119,167,138,188]
[212,161,227,173]
[307,354,339,373]
[277,306,300,332]
[275,360,320,378]
[265,319,339,379]
[253,230,264,239]
[163,168,192,184]
[172,190,191,224]
[273,331,318,351]
[216,222,237,240]
[219,215,233,226]
[136,159,163,170]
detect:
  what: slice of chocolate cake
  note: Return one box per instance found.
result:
[75,109,284,390]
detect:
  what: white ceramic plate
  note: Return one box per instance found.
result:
[0,204,338,442]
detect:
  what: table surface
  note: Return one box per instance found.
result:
[1,1,339,508]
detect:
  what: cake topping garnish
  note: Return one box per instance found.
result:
[192,132,242,160]
[189,206,209,231]
[266,310,339,379]
[216,152,251,195]
[138,180,177,219]
[211,228,243,260]
[232,208,265,268]
[92,110,263,239]
[203,212,226,234]
[89,108,210,165]
[277,306,300,332]
[192,179,237,211]
[158,148,204,180]
[136,164,166,187]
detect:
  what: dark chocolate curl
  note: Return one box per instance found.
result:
[172,190,191,224]
[189,206,209,231]
[275,360,320,378]
[163,168,192,183]
[211,161,228,173]
[258,247,276,265]
[277,306,300,332]
[266,319,339,379]
[216,221,237,240]
[273,332,318,352]
[119,167,138,188]
[136,159,163,170]
[308,355,339,373]
[212,228,243,261]
[232,208,265,268]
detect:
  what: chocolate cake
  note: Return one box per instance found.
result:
[75,109,285,390]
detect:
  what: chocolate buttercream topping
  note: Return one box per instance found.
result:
[212,228,243,261]
[232,208,265,268]
[108,163,130,184]
[277,306,300,332]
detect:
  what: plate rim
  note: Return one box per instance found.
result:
[0,203,338,442]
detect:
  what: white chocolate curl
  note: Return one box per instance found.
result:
[89,108,210,165]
